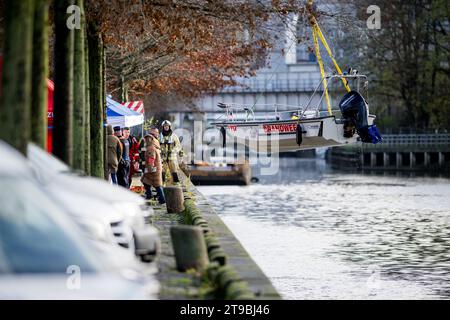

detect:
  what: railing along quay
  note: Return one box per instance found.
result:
[326,134,450,173]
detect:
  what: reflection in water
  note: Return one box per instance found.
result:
[198,158,450,299]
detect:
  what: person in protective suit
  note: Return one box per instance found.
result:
[141,129,165,204]
[106,125,122,185]
[159,120,183,184]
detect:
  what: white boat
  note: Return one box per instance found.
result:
[213,74,382,153]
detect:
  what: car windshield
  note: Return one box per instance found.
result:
[0,176,100,274]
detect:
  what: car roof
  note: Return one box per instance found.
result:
[27,142,70,174]
[27,143,145,204]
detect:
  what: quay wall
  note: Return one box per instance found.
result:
[151,173,281,300]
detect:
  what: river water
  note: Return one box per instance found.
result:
[197,157,450,299]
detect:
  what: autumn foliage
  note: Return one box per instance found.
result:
[84,0,298,107]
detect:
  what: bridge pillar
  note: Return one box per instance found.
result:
[396,152,402,168]
[383,152,389,167]
[410,152,416,168]
[370,153,376,167]
[424,152,430,167]
[439,152,445,167]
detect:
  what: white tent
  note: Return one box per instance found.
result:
[106,96,144,127]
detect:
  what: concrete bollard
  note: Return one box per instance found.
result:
[164,186,185,213]
[170,225,209,272]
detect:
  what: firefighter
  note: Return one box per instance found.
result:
[141,129,165,204]
[159,120,182,184]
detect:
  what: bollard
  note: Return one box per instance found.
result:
[164,186,185,213]
[170,225,209,272]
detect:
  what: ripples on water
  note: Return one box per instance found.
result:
[198,158,450,299]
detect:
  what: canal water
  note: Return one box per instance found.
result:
[197,157,450,299]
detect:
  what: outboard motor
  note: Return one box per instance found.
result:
[338,90,382,144]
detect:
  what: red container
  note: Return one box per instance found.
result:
[47,79,54,152]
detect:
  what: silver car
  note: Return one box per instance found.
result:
[0,141,159,299]
[27,143,160,262]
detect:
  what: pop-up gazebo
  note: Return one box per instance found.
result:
[106,96,144,128]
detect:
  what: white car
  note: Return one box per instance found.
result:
[0,141,159,299]
[27,144,160,262]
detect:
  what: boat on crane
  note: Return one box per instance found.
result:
[212,1,382,153]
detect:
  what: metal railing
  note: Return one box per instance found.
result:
[379,134,450,146]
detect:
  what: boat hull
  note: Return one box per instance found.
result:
[214,116,375,153]
[186,163,251,185]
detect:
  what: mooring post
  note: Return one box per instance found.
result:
[164,186,185,213]
[170,225,209,272]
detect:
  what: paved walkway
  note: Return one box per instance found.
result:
[132,176,208,300]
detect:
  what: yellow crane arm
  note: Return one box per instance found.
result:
[307,0,351,116]
[312,18,351,93]
[311,25,332,115]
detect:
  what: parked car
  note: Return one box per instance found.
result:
[0,141,159,299]
[27,143,160,262]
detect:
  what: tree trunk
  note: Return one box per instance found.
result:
[53,0,74,165]
[0,0,34,155]
[84,28,91,175]
[102,42,108,180]
[72,0,86,171]
[31,0,49,150]
[87,23,104,178]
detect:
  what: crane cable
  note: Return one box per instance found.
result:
[307,0,351,115]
